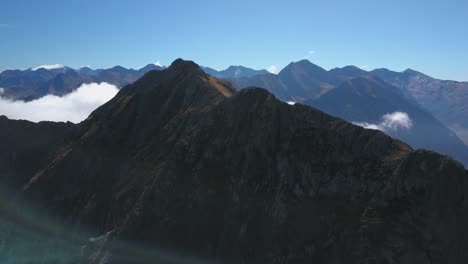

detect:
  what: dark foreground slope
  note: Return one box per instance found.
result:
[2,59,468,264]
[0,116,77,192]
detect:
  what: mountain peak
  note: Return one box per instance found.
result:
[89,58,237,124]
[295,59,313,65]
[281,59,327,74]
[404,68,423,75]
[168,58,205,75]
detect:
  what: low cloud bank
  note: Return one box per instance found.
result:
[31,64,64,71]
[267,65,278,74]
[354,112,413,132]
[0,82,118,123]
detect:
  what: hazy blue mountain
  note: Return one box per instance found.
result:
[228,60,337,102]
[276,60,334,100]
[227,61,371,102]
[138,63,165,73]
[226,61,468,147]
[0,64,165,100]
[328,65,368,84]
[202,65,269,78]
[305,76,468,166]
[371,68,468,146]
[77,66,102,76]
[0,68,62,100]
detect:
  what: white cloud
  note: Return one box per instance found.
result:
[0,88,4,95]
[354,122,381,130]
[32,64,64,71]
[267,65,278,74]
[381,112,413,130]
[308,50,315,55]
[0,82,118,123]
[154,61,163,67]
[359,65,369,70]
[353,112,413,132]
[286,101,296,105]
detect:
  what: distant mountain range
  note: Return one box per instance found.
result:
[0,64,165,100]
[1,60,467,166]
[224,60,468,166]
[202,65,269,79]
[1,59,467,263]
[305,76,468,165]
[0,64,268,101]
[371,68,468,147]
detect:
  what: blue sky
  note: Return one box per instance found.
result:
[1,0,467,81]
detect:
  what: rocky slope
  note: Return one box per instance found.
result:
[1,59,468,264]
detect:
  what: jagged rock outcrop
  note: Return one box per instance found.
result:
[1,59,468,264]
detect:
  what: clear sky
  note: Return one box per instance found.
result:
[1,0,467,81]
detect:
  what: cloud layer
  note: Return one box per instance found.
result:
[354,112,413,132]
[267,65,278,74]
[0,82,118,123]
[154,61,163,67]
[32,64,64,71]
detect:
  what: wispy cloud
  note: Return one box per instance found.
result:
[0,88,4,95]
[267,65,278,74]
[0,82,118,123]
[154,61,163,67]
[359,65,369,70]
[32,64,64,71]
[354,112,413,132]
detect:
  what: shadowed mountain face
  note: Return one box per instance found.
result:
[372,68,468,146]
[1,59,468,264]
[305,76,468,166]
[0,116,77,194]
